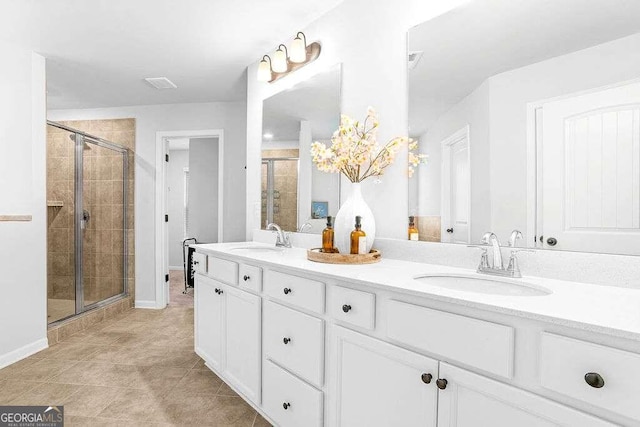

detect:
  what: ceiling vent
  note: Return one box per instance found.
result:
[408,51,424,70]
[144,77,177,89]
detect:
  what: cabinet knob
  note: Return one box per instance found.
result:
[421,373,433,384]
[214,288,220,294]
[283,337,291,345]
[436,378,448,390]
[193,261,199,265]
[584,372,605,388]
[243,275,250,281]
[282,402,290,410]
[283,288,292,295]
[342,304,352,313]
[446,228,454,233]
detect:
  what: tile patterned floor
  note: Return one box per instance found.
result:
[0,306,271,426]
[169,270,194,307]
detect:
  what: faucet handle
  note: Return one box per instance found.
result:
[506,248,533,277]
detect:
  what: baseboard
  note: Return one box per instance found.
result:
[0,338,48,370]
[135,300,160,309]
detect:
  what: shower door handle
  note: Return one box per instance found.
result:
[81,209,91,230]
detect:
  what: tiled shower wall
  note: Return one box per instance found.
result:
[46,119,135,315]
[261,149,299,232]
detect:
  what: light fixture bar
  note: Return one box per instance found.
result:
[256,32,322,83]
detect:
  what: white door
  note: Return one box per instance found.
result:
[329,326,438,427]
[437,363,614,427]
[164,138,170,306]
[224,286,261,403]
[540,81,640,254]
[442,128,470,243]
[194,275,225,371]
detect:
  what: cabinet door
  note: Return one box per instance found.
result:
[437,363,614,427]
[329,326,438,427]
[194,275,225,372]
[225,285,261,403]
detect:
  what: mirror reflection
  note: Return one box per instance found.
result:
[261,66,341,233]
[408,0,640,255]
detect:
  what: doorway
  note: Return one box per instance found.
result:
[441,126,471,244]
[155,130,224,309]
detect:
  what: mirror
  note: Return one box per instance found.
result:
[261,65,341,233]
[408,0,640,255]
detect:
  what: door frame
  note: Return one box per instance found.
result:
[440,125,471,244]
[525,76,640,249]
[155,129,224,309]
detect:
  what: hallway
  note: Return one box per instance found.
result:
[0,306,270,426]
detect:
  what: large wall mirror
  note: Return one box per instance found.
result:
[408,0,640,255]
[261,65,341,233]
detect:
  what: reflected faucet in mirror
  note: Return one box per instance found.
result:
[267,223,292,248]
[298,222,312,233]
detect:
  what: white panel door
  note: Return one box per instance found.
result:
[437,363,614,427]
[194,275,225,371]
[224,285,261,404]
[442,128,470,244]
[329,326,438,427]
[541,81,640,254]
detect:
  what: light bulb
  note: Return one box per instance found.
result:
[257,56,272,82]
[290,33,307,63]
[272,45,288,73]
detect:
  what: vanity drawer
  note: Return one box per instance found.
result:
[328,285,375,330]
[263,359,323,427]
[540,332,640,421]
[239,264,262,293]
[264,300,324,387]
[207,256,238,285]
[264,270,325,314]
[192,252,207,275]
[386,300,514,378]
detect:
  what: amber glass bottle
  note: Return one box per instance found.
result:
[322,216,334,253]
[350,216,367,255]
[408,216,419,241]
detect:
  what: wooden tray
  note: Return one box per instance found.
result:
[307,248,382,264]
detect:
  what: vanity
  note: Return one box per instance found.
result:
[192,242,640,427]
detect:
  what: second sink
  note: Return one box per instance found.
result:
[414,274,551,297]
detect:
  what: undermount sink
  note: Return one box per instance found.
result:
[413,274,551,297]
[229,246,284,253]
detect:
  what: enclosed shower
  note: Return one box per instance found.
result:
[46,121,129,324]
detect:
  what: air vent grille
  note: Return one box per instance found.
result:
[144,77,177,89]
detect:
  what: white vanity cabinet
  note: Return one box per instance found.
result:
[194,272,261,403]
[194,249,638,427]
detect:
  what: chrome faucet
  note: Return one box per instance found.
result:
[298,222,312,233]
[472,230,531,278]
[266,223,291,248]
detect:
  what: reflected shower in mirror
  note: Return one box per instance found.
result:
[408,0,640,255]
[261,65,341,233]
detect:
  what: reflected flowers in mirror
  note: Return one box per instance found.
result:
[408,140,428,178]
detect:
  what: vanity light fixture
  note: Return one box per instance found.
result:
[256,31,322,83]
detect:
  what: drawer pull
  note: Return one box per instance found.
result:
[584,372,605,388]
[436,378,448,390]
[283,402,291,410]
[283,288,292,295]
[421,373,433,384]
[243,275,250,281]
[342,304,352,313]
[283,337,291,345]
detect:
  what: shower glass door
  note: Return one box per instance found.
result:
[80,138,127,309]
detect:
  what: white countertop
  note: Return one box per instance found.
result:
[193,242,640,341]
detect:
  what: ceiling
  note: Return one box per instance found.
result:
[408,0,640,136]
[262,66,341,143]
[0,0,343,109]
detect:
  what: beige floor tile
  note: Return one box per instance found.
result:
[0,356,43,380]
[96,388,174,424]
[60,385,122,417]
[8,358,79,382]
[0,379,43,404]
[253,413,273,427]
[217,382,241,398]
[161,394,256,426]
[36,341,107,361]
[8,382,82,405]
[172,368,224,398]
[65,415,131,427]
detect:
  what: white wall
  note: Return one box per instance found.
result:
[167,149,189,268]
[48,102,247,306]
[246,0,470,240]
[189,137,219,243]
[0,41,47,367]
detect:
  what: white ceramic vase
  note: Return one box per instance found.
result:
[334,183,376,254]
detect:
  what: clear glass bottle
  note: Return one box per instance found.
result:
[350,216,367,255]
[408,216,419,241]
[322,216,334,253]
